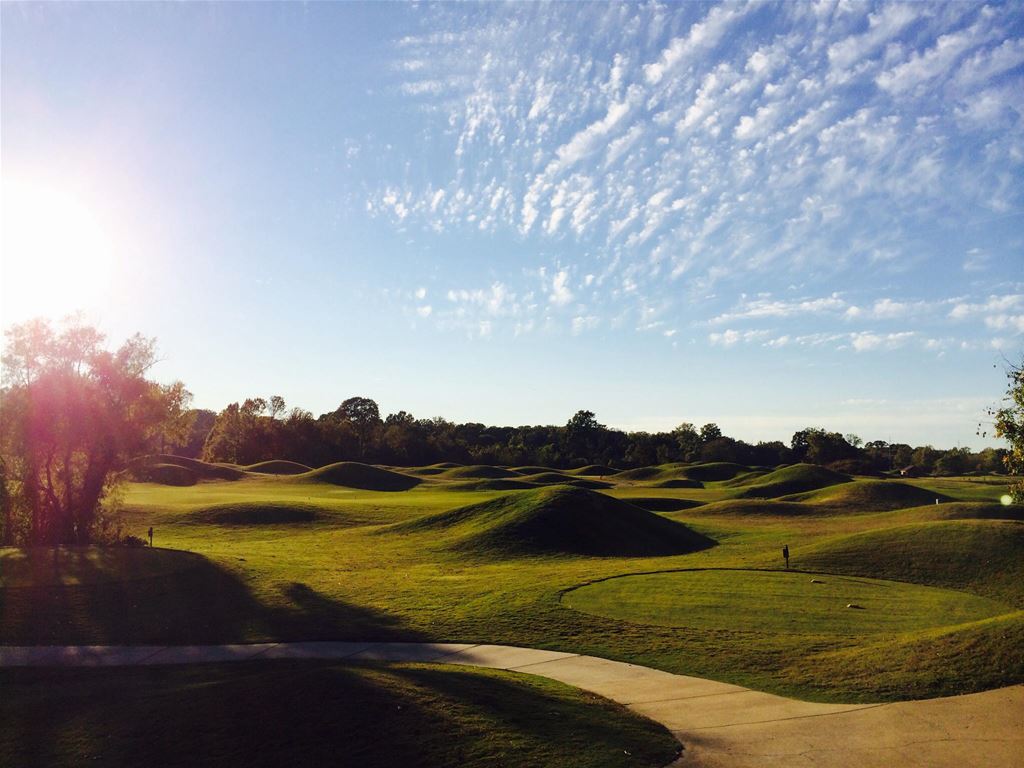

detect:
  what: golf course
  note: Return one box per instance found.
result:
[3,456,1022,765]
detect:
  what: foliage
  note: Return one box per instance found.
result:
[0,318,190,545]
[991,358,1024,501]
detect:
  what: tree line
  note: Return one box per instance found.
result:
[186,396,1009,478]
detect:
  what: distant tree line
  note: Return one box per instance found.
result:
[184,397,1010,476]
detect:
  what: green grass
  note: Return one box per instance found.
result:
[733,464,851,498]
[298,461,421,491]
[563,569,1010,635]
[783,479,951,509]
[1,462,1021,704]
[244,459,312,474]
[391,485,715,557]
[0,661,680,768]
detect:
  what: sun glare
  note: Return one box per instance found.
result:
[1,178,117,322]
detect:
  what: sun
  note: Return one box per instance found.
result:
[1,178,117,323]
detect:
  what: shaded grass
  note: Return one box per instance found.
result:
[243,460,312,475]
[0,661,680,768]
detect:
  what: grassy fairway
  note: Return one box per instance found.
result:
[0,661,679,768]
[2,460,1022,703]
[562,569,1010,635]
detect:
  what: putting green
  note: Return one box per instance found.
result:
[562,569,1011,636]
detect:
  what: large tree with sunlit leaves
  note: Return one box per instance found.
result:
[0,318,191,545]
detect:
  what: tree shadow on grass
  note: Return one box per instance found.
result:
[0,660,679,768]
[0,548,423,646]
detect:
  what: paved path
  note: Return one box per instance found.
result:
[2,641,1021,767]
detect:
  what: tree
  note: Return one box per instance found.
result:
[1,318,190,546]
[990,358,1024,501]
[672,422,701,462]
[332,396,382,459]
[565,410,605,463]
[699,423,722,443]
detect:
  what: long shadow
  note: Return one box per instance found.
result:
[0,548,424,646]
[0,657,679,768]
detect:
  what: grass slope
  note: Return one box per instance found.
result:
[568,465,620,476]
[187,502,325,525]
[784,479,951,510]
[735,463,850,498]
[243,460,312,475]
[798,519,1024,606]
[0,661,679,768]
[300,462,421,491]
[129,455,247,483]
[394,486,715,557]
[442,465,522,480]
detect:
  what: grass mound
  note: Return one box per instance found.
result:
[799,520,1024,606]
[187,503,324,525]
[615,466,664,481]
[652,478,703,489]
[442,465,521,480]
[518,471,577,485]
[128,462,197,486]
[735,463,850,498]
[569,465,620,476]
[682,462,750,482]
[565,478,613,490]
[394,486,715,557]
[128,455,247,484]
[784,480,951,510]
[510,465,554,474]
[626,497,704,513]
[300,462,421,491]
[243,460,312,475]
[447,479,540,492]
[680,499,816,517]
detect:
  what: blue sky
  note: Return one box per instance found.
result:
[2,1,1022,448]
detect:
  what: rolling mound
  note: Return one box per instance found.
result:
[565,478,613,490]
[244,460,313,475]
[652,478,704,489]
[446,479,540,492]
[441,465,522,480]
[681,462,750,482]
[678,499,816,517]
[405,466,449,476]
[734,463,850,498]
[615,466,666,481]
[128,455,247,484]
[393,486,715,557]
[782,480,951,510]
[799,519,1024,606]
[625,497,705,513]
[518,471,577,485]
[510,465,553,474]
[910,501,1024,522]
[569,465,620,476]
[300,462,421,491]
[187,502,324,525]
[128,461,197,486]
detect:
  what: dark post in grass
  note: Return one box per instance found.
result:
[148,527,154,548]
[782,544,789,569]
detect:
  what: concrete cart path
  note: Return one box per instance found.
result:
[2,641,1021,767]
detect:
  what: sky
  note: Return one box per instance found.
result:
[2,1,1022,449]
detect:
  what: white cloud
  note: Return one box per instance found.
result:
[549,269,574,306]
